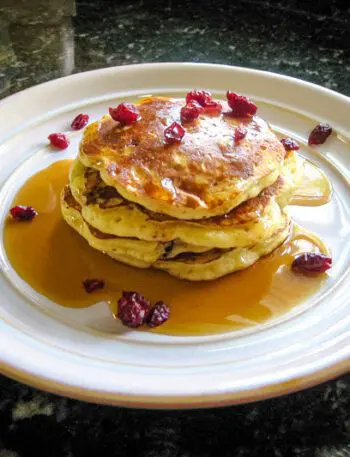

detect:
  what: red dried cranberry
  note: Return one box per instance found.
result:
[164,121,185,145]
[234,126,247,146]
[292,253,332,274]
[117,291,151,328]
[226,91,257,117]
[186,89,213,107]
[184,89,222,117]
[308,123,332,146]
[83,279,105,293]
[203,100,222,115]
[146,301,170,328]
[109,103,139,126]
[71,113,89,130]
[180,101,203,123]
[48,133,70,150]
[10,205,37,221]
[281,138,300,151]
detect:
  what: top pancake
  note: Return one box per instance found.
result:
[69,149,300,249]
[79,96,286,219]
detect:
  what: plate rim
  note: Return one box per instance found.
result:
[0,62,349,408]
[1,356,348,409]
[1,62,349,142]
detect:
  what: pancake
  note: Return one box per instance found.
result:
[61,186,215,265]
[61,184,290,280]
[69,150,300,248]
[79,96,286,219]
[154,218,290,281]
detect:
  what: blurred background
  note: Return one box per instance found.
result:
[0,0,349,98]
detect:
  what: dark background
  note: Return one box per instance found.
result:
[0,0,349,456]
[1,0,350,97]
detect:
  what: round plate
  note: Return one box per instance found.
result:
[0,63,349,408]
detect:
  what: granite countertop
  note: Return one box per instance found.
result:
[0,0,349,456]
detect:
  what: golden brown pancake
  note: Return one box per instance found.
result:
[69,150,299,248]
[61,185,291,280]
[79,97,286,219]
[154,219,290,281]
[62,186,217,264]
[81,162,284,225]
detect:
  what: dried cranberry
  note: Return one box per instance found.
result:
[117,291,151,328]
[226,91,257,117]
[83,279,105,293]
[308,123,332,146]
[292,253,332,274]
[180,101,203,123]
[234,126,247,146]
[146,301,170,328]
[48,133,70,150]
[164,121,185,145]
[109,103,139,126]
[186,89,213,107]
[203,100,222,115]
[281,138,300,151]
[184,89,222,117]
[10,205,37,221]
[71,113,89,130]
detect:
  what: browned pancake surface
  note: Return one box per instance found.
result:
[79,97,285,218]
[81,166,284,228]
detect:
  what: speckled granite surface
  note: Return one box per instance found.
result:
[0,0,349,456]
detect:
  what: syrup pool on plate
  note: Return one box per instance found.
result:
[3,159,331,336]
[289,159,332,206]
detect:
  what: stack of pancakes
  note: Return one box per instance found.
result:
[61,96,301,281]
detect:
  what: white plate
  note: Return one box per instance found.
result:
[0,63,349,408]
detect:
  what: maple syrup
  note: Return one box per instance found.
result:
[3,160,331,336]
[289,159,332,206]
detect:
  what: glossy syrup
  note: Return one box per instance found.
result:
[289,159,332,206]
[4,160,330,336]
